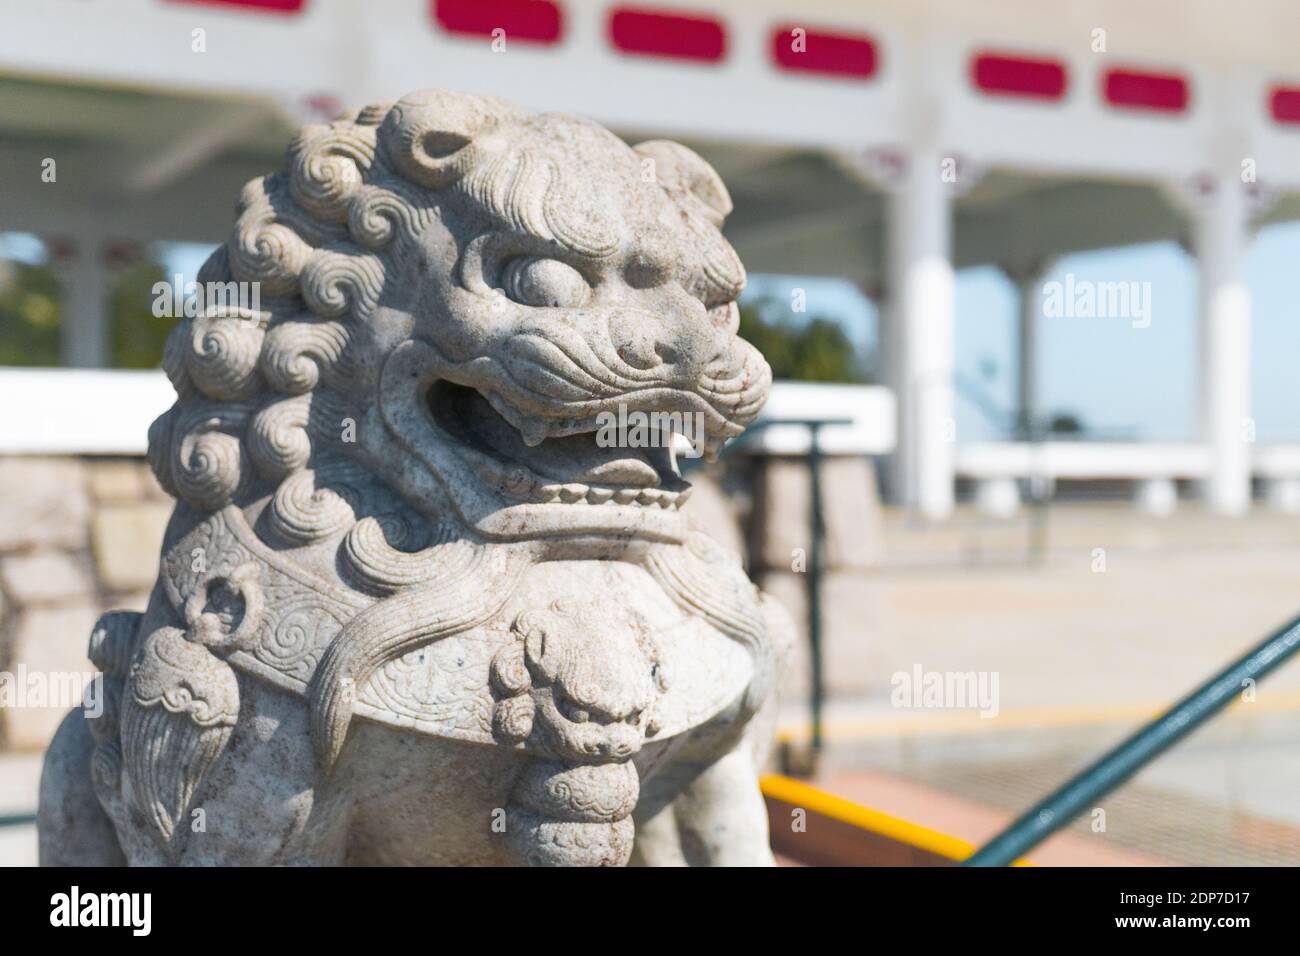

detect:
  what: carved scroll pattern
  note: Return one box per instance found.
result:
[161,508,369,694]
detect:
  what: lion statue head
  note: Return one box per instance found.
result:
[148,89,770,562]
[133,90,778,773]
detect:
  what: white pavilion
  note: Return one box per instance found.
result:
[5,0,1300,518]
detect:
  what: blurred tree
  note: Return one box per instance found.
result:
[0,252,173,368]
[1048,412,1085,435]
[0,260,62,365]
[111,258,172,369]
[737,294,872,383]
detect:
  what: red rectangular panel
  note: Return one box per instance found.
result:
[433,0,563,44]
[1269,85,1300,124]
[971,52,1067,100]
[165,0,306,13]
[608,7,726,63]
[1103,68,1189,113]
[771,25,877,79]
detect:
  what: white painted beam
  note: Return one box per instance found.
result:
[122,103,277,196]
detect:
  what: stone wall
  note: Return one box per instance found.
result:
[0,456,169,750]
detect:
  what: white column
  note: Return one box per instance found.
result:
[1004,260,1052,442]
[55,235,110,369]
[1017,272,1037,442]
[1194,173,1252,515]
[887,149,955,519]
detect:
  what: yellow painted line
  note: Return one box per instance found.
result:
[760,773,1032,866]
[777,690,1300,743]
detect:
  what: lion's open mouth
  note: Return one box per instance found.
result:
[427,381,694,511]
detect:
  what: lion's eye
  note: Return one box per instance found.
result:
[500,257,590,309]
[558,697,589,724]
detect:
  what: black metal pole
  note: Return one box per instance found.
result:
[962,611,1300,866]
[699,416,851,773]
[806,422,826,759]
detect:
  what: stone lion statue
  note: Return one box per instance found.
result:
[38,89,792,866]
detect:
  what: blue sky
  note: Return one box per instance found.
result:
[747,219,1300,443]
[6,226,1300,443]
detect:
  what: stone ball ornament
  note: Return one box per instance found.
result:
[37,89,793,866]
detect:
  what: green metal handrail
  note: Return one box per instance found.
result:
[963,610,1300,866]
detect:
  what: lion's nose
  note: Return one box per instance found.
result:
[607,308,714,378]
[608,312,672,370]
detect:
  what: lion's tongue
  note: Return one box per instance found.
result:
[463,390,667,487]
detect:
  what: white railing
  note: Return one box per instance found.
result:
[4,368,1298,515]
[955,441,1211,480]
[749,381,895,455]
[0,368,174,454]
[956,440,1300,515]
[0,369,897,457]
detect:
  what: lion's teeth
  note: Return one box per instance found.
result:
[586,487,614,504]
[519,420,550,447]
[637,489,661,505]
[613,488,638,504]
[669,432,697,475]
[559,483,587,503]
[536,483,562,502]
[674,485,693,506]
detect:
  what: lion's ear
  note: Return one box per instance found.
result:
[379,90,516,189]
[634,140,733,228]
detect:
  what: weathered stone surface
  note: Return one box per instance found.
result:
[751,455,883,572]
[0,550,95,607]
[89,503,170,592]
[4,603,99,751]
[0,458,88,553]
[38,90,791,867]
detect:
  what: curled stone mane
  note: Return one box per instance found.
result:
[149,92,650,522]
[148,91,746,525]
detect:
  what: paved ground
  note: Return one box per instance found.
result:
[776,501,1300,865]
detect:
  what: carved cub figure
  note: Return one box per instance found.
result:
[38,90,791,866]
